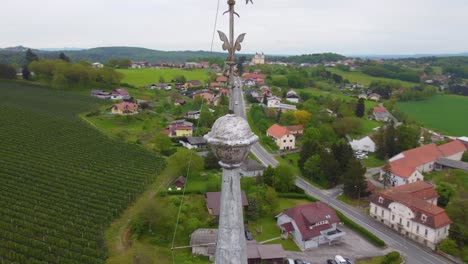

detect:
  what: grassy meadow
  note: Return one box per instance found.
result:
[329,68,417,88]
[117,68,211,87]
[396,95,468,136]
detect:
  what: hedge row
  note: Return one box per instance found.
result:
[278,193,317,201]
[335,210,386,248]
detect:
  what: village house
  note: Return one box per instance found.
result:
[209,82,223,90]
[205,191,249,216]
[381,140,466,186]
[372,106,392,122]
[244,78,256,87]
[349,135,376,153]
[171,176,186,191]
[276,202,345,250]
[110,88,130,100]
[285,90,300,104]
[179,136,207,150]
[174,99,186,106]
[216,75,228,84]
[267,96,281,108]
[92,62,104,68]
[111,102,138,115]
[131,61,149,69]
[185,110,200,120]
[90,89,111,99]
[184,80,203,89]
[369,181,451,250]
[150,83,171,90]
[367,93,382,102]
[285,125,304,136]
[266,124,296,150]
[239,158,266,177]
[190,229,285,264]
[242,73,265,85]
[162,120,193,138]
[193,90,215,103]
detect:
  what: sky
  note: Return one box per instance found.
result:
[1,0,468,55]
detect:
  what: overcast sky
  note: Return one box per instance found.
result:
[1,0,468,55]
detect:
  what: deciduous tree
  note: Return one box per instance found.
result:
[355,98,365,117]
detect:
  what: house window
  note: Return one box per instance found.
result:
[416,225,419,234]
[283,140,286,143]
[445,227,448,234]
[374,207,377,214]
[425,229,428,237]
[399,218,402,224]
[407,221,410,228]
[381,209,384,217]
[290,140,293,142]
[392,214,395,221]
[378,196,384,203]
[421,214,427,222]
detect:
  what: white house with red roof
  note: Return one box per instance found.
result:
[370,181,451,249]
[276,202,345,250]
[266,124,296,150]
[382,140,466,186]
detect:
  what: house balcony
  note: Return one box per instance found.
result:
[321,228,346,241]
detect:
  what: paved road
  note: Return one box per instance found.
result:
[234,76,446,263]
[295,177,448,264]
[232,76,278,168]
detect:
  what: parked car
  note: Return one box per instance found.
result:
[244,229,254,240]
[327,260,337,264]
[284,258,295,264]
[335,255,347,264]
[345,258,354,264]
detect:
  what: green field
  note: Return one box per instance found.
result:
[0,81,165,263]
[117,68,211,87]
[329,69,417,88]
[397,95,468,136]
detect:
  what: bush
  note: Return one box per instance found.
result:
[335,210,386,248]
[438,238,460,256]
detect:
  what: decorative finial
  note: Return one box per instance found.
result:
[246,0,253,4]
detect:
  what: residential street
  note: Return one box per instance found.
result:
[295,177,449,264]
[234,80,449,263]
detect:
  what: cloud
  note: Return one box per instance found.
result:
[1,0,467,55]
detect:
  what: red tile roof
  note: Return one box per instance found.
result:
[389,140,466,178]
[280,202,340,240]
[285,125,304,133]
[438,140,466,157]
[112,102,138,111]
[216,76,228,82]
[373,106,388,113]
[267,124,290,139]
[372,182,450,229]
[112,88,129,96]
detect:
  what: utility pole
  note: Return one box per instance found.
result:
[204,1,256,264]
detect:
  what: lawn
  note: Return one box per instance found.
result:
[298,87,378,111]
[363,153,386,168]
[247,198,311,251]
[396,95,468,136]
[118,68,211,87]
[329,69,417,88]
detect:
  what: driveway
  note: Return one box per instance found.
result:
[284,225,392,263]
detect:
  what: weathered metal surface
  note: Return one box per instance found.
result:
[204,114,258,168]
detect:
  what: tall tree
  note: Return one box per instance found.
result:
[355,98,365,117]
[273,165,295,193]
[58,52,70,62]
[261,166,275,186]
[321,150,341,187]
[25,49,39,65]
[22,66,31,80]
[343,159,367,199]
[204,150,221,170]
[436,182,455,208]
[396,124,420,152]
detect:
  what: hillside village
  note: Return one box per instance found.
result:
[1,47,468,264]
